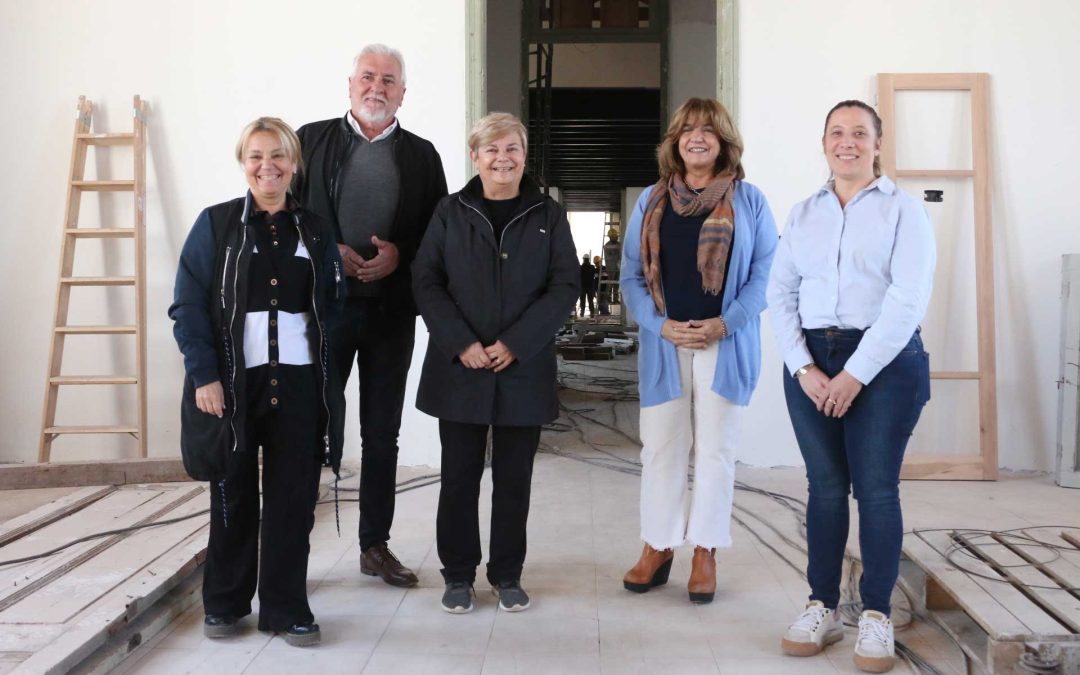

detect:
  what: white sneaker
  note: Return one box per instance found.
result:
[781,600,844,656]
[854,610,895,673]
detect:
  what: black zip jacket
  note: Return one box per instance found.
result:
[294,115,448,317]
[169,193,346,480]
[412,175,579,426]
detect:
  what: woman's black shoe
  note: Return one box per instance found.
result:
[284,622,321,647]
[203,614,239,638]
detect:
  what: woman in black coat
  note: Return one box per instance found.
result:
[412,112,579,615]
[169,117,344,646]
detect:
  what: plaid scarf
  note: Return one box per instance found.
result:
[640,172,736,314]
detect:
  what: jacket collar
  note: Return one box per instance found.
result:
[241,190,303,227]
[458,173,545,214]
[338,112,402,143]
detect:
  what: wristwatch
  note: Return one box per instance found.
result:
[793,363,816,379]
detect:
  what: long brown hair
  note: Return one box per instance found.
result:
[656,97,745,181]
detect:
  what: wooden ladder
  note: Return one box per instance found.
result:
[38,95,148,462]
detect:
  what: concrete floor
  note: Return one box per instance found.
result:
[104,388,1080,675]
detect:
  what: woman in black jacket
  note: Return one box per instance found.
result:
[169,117,344,646]
[412,112,579,615]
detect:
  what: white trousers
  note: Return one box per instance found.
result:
[639,342,744,550]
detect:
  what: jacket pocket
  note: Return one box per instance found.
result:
[180,376,230,481]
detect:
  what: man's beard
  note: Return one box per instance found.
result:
[358,98,392,125]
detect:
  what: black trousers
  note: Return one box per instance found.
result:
[202,371,323,631]
[330,297,415,550]
[579,289,595,316]
[437,420,540,584]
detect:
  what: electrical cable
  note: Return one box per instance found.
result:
[0,470,446,568]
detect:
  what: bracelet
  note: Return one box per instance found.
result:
[718,317,728,339]
[793,363,816,379]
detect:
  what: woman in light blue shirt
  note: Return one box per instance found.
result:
[621,97,777,605]
[767,100,935,673]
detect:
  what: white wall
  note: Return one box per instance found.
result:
[738,0,1080,471]
[0,0,467,467]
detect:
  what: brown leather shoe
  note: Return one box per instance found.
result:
[622,543,674,593]
[360,543,418,587]
[688,546,716,604]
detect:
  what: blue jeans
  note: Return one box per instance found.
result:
[782,328,930,615]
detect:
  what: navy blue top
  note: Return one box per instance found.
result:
[658,202,729,322]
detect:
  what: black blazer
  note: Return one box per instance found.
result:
[294,115,448,317]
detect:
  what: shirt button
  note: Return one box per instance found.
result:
[270,299,278,306]
[270,339,277,346]
[270,378,278,386]
[501,252,508,260]
[270,278,278,286]
[272,240,279,247]
[270,397,278,405]
[270,319,277,326]
[270,359,277,367]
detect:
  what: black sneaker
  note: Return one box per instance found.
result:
[492,580,531,612]
[203,614,238,638]
[283,621,321,647]
[441,582,475,614]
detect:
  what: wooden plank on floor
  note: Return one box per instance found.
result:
[0,459,190,490]
[1014,528,1080,595]
[0,486,200,613]
[70,566,204,675]
[0,486,115,547]
[956,531,1080,632]
[0,489,208,623]
[14,529,208,675]
[903,530,1058,639]
[0,623,66,658]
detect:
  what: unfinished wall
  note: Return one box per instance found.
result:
[486,0,522,114]
[668,0,717,117]
[0,0,466,467]
[738,0,1080,471]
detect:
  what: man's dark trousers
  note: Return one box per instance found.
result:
[331,297,415,550]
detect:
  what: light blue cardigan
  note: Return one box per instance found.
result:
[621,182,778,407]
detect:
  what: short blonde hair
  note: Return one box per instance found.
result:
[234,117,302,172]
[657,98,744,181]
[468,112,528,155]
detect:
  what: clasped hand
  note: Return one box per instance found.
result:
[338,236,399,282]
[660,318,726,349]
[459,339,516,373]
[798,368,863,418]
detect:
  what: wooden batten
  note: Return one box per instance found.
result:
[0,459,190,490]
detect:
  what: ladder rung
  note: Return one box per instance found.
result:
[76,133,136,146]
[65,228,135,238]
[71,180,135,191]
[50,376,138,385]
[61,276,136,286]
[55,325,137,334]
[45,425,139,435]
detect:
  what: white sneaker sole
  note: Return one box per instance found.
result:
[854,652,895,673]
[781,629,843,656]
[491,588,530,612]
